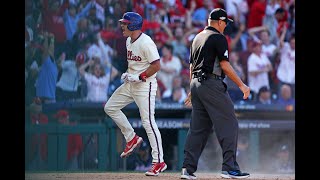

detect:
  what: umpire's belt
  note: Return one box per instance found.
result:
[208,74,223,80]
[192,73,223,80]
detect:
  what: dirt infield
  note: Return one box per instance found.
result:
[25,172,295,180]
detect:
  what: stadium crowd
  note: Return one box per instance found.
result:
[25,0,295,171]
[25,0,295,107]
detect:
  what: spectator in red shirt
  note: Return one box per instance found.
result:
[167,0,187,23]
[55,110,83,170]
[41,0,69,57]
[27,98,49,170]
[274,7,288,39]
[247,0,267,29]
[186,0,221,10]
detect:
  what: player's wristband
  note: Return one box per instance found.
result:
[139,71,147,82]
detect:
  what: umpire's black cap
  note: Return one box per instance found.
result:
[209,8,233,23]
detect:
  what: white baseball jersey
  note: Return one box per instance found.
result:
[126,33,160,79]
[84,72,110,102]
[104,32,164,163]
[276,42,295,84]
[262,43,277,58]
[247,53,272,94]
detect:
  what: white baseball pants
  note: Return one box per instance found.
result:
[104,79,164,163]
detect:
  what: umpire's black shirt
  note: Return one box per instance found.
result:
[189,26,229,78]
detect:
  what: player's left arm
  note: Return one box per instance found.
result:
[139,60,161,81]
[126,40,161,82]
[139,40,161,81]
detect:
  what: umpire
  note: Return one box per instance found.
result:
[181,8,251,179]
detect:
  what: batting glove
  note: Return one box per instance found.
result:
[127,74,142,83]
[121,73,129,83]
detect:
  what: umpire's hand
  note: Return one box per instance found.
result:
[184,92,192,107]
[239,84,250,99]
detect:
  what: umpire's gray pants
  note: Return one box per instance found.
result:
[183,76,240,173]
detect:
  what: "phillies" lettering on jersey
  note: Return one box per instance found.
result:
[127,50,142,61]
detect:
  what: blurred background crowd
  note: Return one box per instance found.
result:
[25,0,295,107]
[25,0,295,173]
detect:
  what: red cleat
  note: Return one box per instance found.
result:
[145,162,167,176]
[120,135,143,158]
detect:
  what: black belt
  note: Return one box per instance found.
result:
[192,73,223,80]
[208,74,224,80]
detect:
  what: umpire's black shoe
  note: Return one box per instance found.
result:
[221,170,250,179]
[181,168,197,179]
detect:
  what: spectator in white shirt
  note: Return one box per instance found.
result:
[79,59,110,102]
[157,43,182,90]
[247,40,273,100]
[276,27,295,97]
[56,52,85,101]
[248,26,278,61]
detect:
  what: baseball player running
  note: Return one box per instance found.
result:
[104,12,167,176]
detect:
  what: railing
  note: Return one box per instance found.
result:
[25,121,118,171]
[25,102,295,171]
